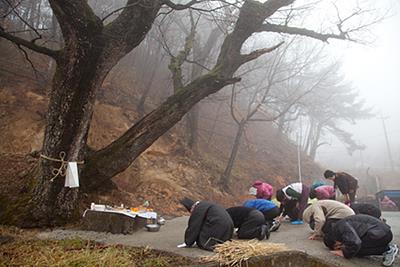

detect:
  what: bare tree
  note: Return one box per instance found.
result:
[291,62,373,160]
[220,40,330,188]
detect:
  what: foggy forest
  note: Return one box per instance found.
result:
[0,0,399,266]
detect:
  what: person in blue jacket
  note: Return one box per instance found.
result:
[243,199,281,231]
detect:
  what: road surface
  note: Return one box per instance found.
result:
[38,212,400,266]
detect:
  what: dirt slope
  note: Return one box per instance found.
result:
[0,80,322,219]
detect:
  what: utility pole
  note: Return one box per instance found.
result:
[297,131,302,182]
[380,116,395,171]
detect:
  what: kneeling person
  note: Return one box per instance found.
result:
[243,199,281,231]
[226,206,269,240]
[181,198,233,251]
[324,214,398,266]
[303,200,354,240]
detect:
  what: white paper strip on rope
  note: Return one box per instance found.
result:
[65,162,79,188]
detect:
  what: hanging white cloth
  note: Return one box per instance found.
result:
[65,162,79,188]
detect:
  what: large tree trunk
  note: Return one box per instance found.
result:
[30,24,109,226]
[28,0,162,226]
[220,121,246,190]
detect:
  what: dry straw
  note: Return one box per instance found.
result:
[202,239,288,267]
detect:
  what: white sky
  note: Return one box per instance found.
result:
[316,0,400,171]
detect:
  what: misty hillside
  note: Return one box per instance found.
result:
[0,38,322,217]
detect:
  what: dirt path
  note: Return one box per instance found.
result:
[38,212,400,266]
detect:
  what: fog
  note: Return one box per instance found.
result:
[315,0,400,173]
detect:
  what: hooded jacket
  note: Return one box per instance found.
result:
[314,185,336,200]
[184,201,233,251]
[323,214,392,258]
[303,200,355,236]
[252,180,273,200]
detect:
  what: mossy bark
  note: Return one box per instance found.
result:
[27,0,162,226]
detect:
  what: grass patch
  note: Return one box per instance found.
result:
[0,226,197,267]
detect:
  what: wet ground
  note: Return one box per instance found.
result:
[38,212,400,266]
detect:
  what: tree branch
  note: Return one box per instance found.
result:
[0,29,59,58]
[257,22,347,42]
[161,0,201,10]
[240,41,284,64]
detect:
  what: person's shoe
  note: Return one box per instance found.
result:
[258,225,268,240]
[291,220,303,225]
[269,220,281,232]
[383,244,398,266]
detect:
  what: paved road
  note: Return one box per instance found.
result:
[39,212,400,266]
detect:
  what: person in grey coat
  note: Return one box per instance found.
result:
[180,198,233,251]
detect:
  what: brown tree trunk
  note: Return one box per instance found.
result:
[30,35,109,226]
[28,0,162,226]
[309,122,322,161]
[81,74,240,191]
[220,121,246,190]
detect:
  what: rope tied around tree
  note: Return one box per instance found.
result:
[40,151,84,182]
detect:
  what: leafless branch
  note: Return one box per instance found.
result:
[1,0,22,18]
[240,41,284,64]
[258,22,347,43]
[161,0,201,10]
[0,28,59,58]
[3,0,43,42]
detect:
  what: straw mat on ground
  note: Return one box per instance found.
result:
[202,239,288,266]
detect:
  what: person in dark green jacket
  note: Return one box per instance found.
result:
[276,182,310,224]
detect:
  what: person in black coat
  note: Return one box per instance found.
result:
[180,198,233,251]
[323,214,398,266]
[226,206,269,240]
[350,203,382,219]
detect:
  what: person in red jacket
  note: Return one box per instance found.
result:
[309,185,336,200]
[250,180,273,200]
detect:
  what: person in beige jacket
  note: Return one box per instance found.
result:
[303,200,355,240]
